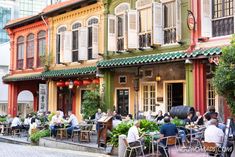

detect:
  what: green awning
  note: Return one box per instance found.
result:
[97,47,222,68]
[42,66,97,78]
[2,73,42,83]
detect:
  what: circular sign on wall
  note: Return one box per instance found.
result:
[187,10,196,30]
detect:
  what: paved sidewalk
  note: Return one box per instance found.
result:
[0,142,112,157]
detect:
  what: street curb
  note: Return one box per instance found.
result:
[0,136,30,145]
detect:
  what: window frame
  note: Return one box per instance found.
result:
[56,25,67,64]
[87,17,99,60]
[17,36,24,70]
[162,1,177,44]
[71,21,82,62]
[37,30,46,67]
[26,33,34,69]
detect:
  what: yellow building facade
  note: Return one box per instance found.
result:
[46,1,105,120]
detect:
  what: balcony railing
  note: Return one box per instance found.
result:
[164,27,176,44]
[27,57,34,69]
[117,38,124,51]
[212,16,234,37]
[17,59,23,70]
[139,33,151,48]
[72,51,78,62]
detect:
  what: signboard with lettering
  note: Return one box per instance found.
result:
[39,84,48,112]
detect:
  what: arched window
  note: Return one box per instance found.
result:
[72,22,81,62]
[38,30,46,67]
[87,17,98,60]
[17,36,24,69]
[56,26,67,64]
[26,33,34,68]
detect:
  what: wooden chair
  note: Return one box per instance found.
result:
[158,136,178,157]
[11,128,21,137]
[80,124,92,142]
[123,138,145,157]
[56,128,67,140]
[71,128,80,142]
[202,141,221,156]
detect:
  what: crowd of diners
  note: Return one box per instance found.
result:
[121,106,234,157]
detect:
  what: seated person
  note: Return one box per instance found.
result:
[23,114,32,130]
[155,110,164,122]
[112,115,122,128]
[65,111,79,137]
[158,116,181,156]
[11,114,22,130]
[127,121,144,156]
[0,114,13,135]
[49,111,63,137]
[192,111,204,125]
[184,112,193,125]
[205,119,233,157]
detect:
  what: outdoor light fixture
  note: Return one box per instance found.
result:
[156,75,161,82]
[185,59,192,64]
[68,81,74,89]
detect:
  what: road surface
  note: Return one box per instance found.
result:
[0,142,111,157]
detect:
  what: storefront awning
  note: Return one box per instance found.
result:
[97,47,222,68]
[2,73,42,83]
[41,66,97,78]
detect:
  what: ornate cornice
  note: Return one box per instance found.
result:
[52,3,104,24]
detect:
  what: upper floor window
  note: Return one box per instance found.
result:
[38,30,46,67]
[72,22,81,62]
[17,36,24,70]
[56,26,67,64]
[107,0,182,52]
[26,34,34,68]
[87,17,99,60]
[201,0,234,38]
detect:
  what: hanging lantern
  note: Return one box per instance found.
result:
[92,78,100,84]
[56,81,65,87]
[74,80,82,87]
[65,81,70,86]
[83,79,92,86]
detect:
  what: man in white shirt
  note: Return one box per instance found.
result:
[66,111,79,137]
[127,121,144,156]
[205,118,224,146]
[50,111,63,137]
[11,114,22,130]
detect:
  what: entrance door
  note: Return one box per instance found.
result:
[117,89,129,116]
[57,88,71,116]
[167,83,183,111]
[142,84,156,114]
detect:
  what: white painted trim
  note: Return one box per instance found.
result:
[114,87,131,114]
[206,79,219,112]
[86,16,99,26]
[139,80,158,115]
[71,20,82,30]
[163,80,186,112]
[114,3,130,15]
[56,25,67,34]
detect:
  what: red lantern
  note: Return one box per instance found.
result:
[74,80,82,86]
[92,78,100,84]
[65,81,70,86]
[83,79,92,86]
[56,81,65,87]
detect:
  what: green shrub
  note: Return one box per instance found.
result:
[171,117,185,126]
[48,113,55,122]
[30,129,50,143]
[0,116,6,122]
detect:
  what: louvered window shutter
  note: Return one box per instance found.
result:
[63,31,72,63]
[176,0,182,42]
[60,32,65,63]
[92,24,99,59]
[127,10,138,49]
[108,14,117,52]
[153,2,163,45]
[78,27,88,60]
[201,0,212,37]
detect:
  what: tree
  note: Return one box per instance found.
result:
[81,85,106,119]
[213,36,235,114]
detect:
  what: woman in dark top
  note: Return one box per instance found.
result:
[155,110,164,122]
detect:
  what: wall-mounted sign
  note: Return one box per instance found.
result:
[187,10,196,30]
[39,84,48,112]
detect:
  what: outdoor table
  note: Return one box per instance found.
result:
[56,128,67,140]
[185,124,206,148]
[144,131,160,156]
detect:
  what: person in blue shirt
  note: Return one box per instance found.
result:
[158,116,178,157]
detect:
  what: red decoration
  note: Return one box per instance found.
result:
[65,81,70,86]
[92,78,100,84]
[74,80,82,86]
[83,79,92,86]
[56,81,65,87]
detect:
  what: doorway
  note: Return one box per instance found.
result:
[116,89,129,116]
[57,88,72,116]
[166,83,183,111]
